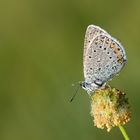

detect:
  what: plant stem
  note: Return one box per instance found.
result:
[119,125,130,140]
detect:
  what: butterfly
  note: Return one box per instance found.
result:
[81,25,127,95]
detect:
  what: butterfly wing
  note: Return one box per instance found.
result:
[84,25,109,57]
[83,32,126,85]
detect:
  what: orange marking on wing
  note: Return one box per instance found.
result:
[110,43,115,48]
[110,42,124,64]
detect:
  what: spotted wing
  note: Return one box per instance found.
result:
[83,33,127,85]
[84,25,110,62]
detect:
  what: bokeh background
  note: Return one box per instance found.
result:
[0,0,139,139]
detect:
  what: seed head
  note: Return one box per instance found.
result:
[90,87,131,132]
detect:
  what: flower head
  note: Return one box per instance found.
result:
[90,87,131,132]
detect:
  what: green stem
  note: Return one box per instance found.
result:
[119,125,130,140]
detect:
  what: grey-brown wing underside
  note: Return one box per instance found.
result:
[83,34,126,84]
[83,25,110,61]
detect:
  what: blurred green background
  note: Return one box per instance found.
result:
[0,0,139,139]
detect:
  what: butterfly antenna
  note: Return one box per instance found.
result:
[69,85,80,103]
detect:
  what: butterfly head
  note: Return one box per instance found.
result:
[80,81,101,95]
